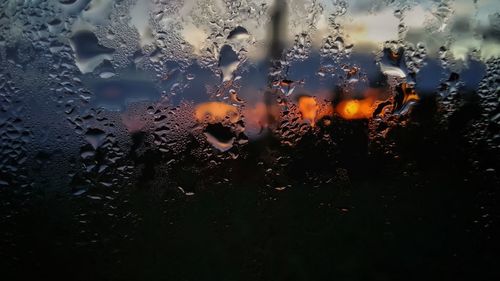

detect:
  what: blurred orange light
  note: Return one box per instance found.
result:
[336,98,375,119]
[298,96,319,126]
[195,102,239,123]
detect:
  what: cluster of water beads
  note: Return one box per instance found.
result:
[0,0,498,199]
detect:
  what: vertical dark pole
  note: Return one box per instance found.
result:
[265,0,287,131]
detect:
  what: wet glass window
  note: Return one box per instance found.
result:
[1,0,500,280]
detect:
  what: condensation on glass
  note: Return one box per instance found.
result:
[0,0,499,195]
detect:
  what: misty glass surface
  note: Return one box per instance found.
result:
[1,0,500,280]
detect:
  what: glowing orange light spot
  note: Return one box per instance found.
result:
[195,102,239,123]
[297,96,334,126]
[336,97,375,119]
[298,96,319,126]
[343,100,360,116]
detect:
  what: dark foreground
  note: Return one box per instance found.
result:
[1,174,499,281]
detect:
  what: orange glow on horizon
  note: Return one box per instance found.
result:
[298,96,334,126]
[298,96,319,126]
[336,97,376,119]
[195,102,239,123]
